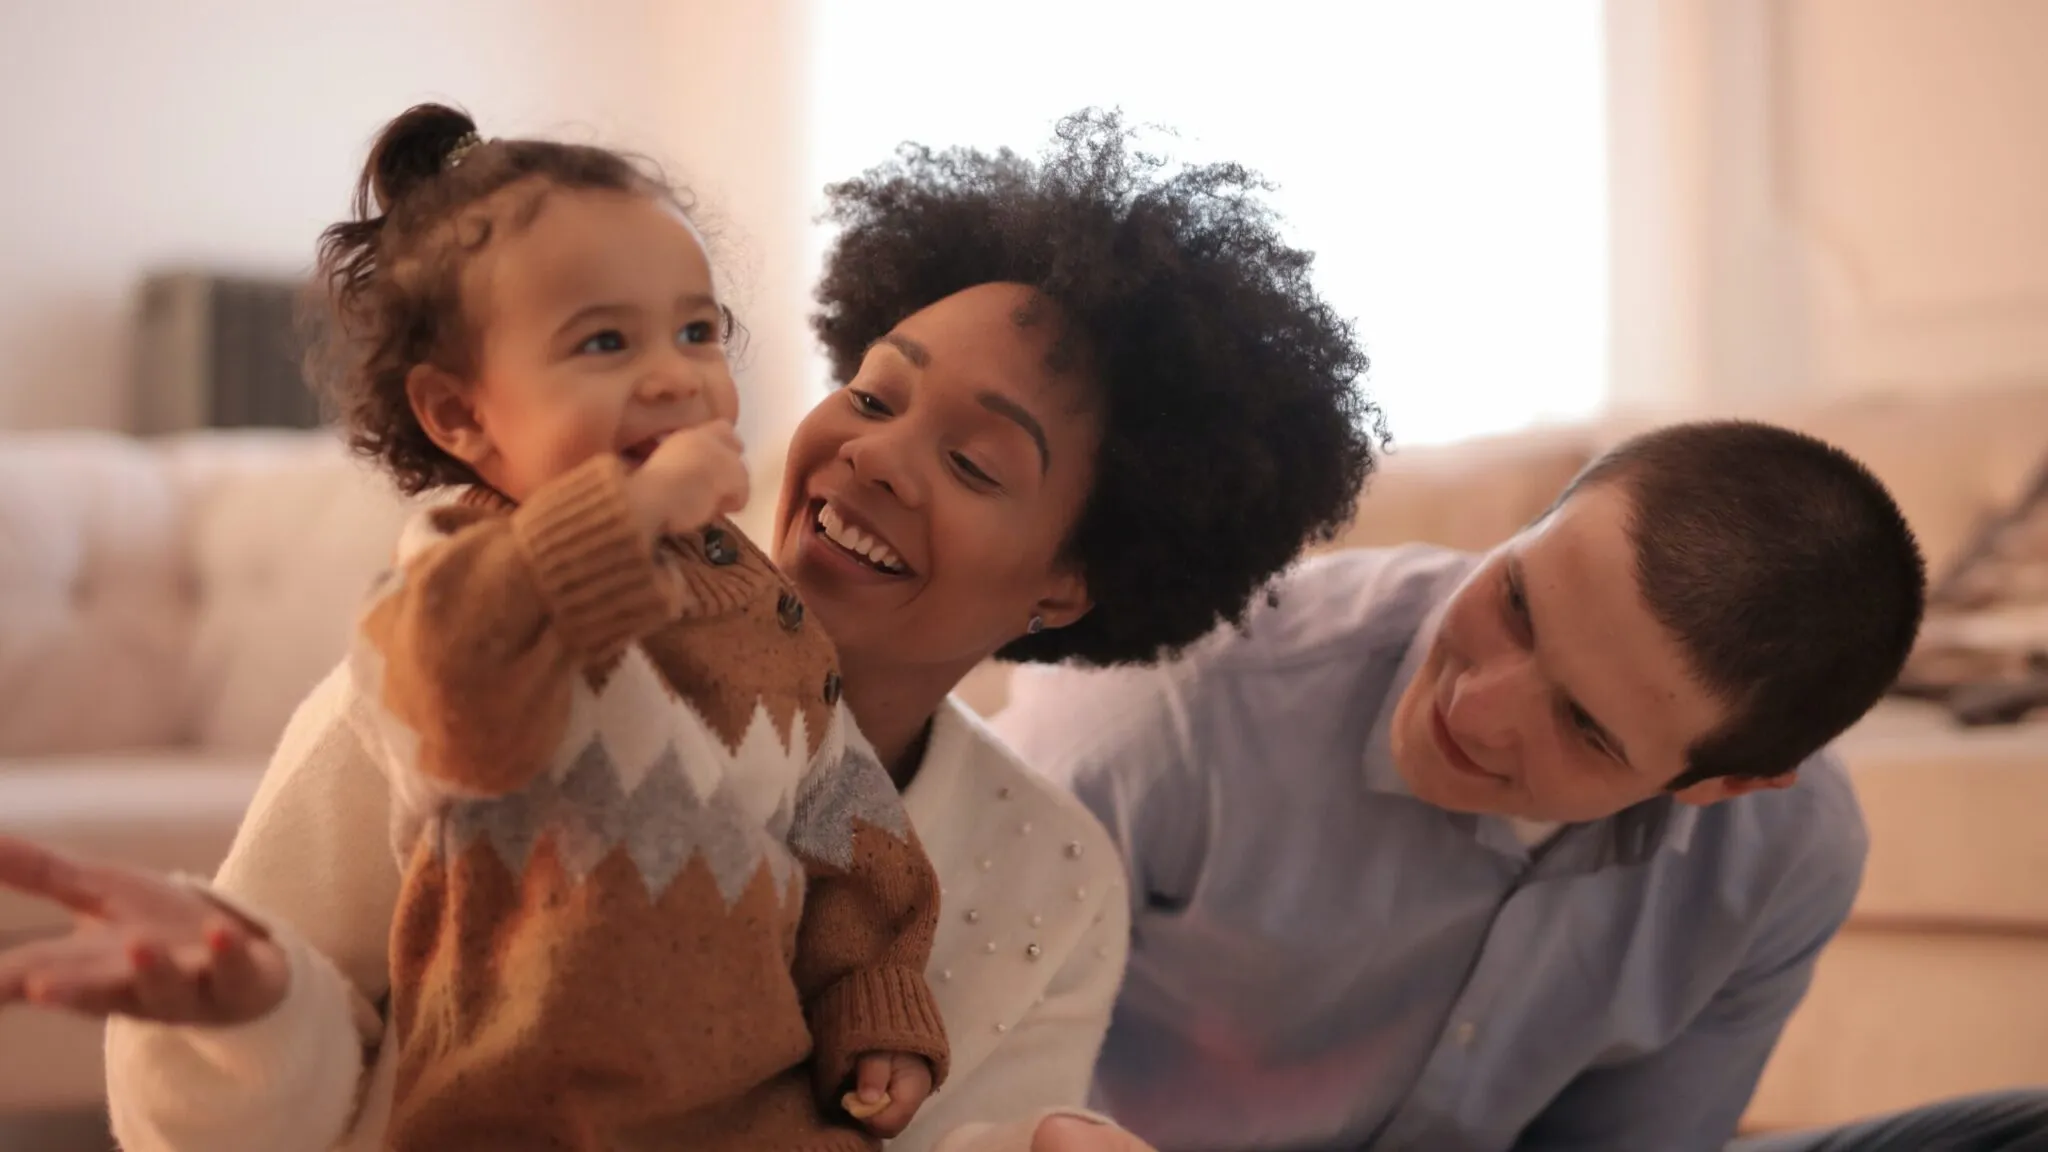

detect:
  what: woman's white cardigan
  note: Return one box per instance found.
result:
[104,670,1129,1152]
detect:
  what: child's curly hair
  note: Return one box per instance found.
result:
[306,103,701,494]
[814,109,1389,667]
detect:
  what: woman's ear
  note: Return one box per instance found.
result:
[405,364,493,468]
[1032,567,1093,632]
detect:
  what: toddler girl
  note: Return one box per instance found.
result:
[308,103,947,1151]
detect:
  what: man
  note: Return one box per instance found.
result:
[994,421,2048,1151]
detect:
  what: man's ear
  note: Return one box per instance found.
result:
[405,364,492,468]
[1674,770,1798,807]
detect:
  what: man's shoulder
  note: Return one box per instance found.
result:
[1199,543,1479,670]
[1693,748,1869,914]
[999,545,1471,697]
[1739,750,1866,856]
[993,545,1473,772]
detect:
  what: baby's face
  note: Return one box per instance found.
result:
[448,182,739,503]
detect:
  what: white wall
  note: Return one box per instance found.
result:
[807,0,1610,449]
[1608,0,2048,414]
[0,0,813,450]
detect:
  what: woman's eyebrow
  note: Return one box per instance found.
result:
[976,391,1050,474]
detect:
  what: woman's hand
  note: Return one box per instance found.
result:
[0,834,288,1023]
[1032,1115,1161,1152]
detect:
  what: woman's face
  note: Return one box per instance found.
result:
[774,282,1100,676]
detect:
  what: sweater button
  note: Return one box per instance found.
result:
[823,671,842,705]
[776,591,804,631]
[702,528,738,566]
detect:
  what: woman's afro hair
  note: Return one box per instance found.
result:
[813,109,1389,666]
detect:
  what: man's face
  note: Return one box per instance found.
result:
[1389,482,1788,822]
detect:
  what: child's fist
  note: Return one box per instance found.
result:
[627,419,750,540]
[841,1050,933,1137]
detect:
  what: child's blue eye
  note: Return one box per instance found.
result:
[578,330,627,355]
[678,320,718,346]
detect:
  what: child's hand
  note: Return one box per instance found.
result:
[627,419,750,541]
[840,1050,933,1137]
[0,835,288,1024]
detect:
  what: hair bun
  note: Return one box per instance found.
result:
[366,103,480,212]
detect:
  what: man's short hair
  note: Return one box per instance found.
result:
[1557,420,1927,785]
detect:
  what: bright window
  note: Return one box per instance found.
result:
[807,0,1609,446]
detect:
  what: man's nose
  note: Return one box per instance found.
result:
[1447,655,1541,755]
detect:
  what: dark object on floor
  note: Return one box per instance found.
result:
[0,1107,114,1152]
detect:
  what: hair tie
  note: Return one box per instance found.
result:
[443,132,484,171]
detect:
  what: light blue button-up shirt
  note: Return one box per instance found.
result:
[992,546,1867,1152]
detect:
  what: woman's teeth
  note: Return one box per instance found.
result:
[816,503,906,574]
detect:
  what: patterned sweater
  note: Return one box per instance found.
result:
[346,455,949,1152]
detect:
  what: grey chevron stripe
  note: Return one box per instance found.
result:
[787,741,911,871]
[436,736,800,904]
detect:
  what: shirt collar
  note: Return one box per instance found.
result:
[1360,605,1434,798]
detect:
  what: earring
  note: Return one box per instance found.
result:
[1026,614,1045,634]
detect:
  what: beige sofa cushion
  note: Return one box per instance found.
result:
[0,753,266,939]
[1595,382,2048,579]
[172,440,409,753]
[1320,425,1595,554]
[1833,700,2048,926]
[0,429,412,759]
[0,433,194,756]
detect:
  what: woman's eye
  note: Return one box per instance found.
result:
[848,389,891,417]
[952,452,997,487]
[678,320,717,346]
[578,330,627,355]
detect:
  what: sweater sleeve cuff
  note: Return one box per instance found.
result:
[183,914,379,1064]
[509,455,671,664]
[166,873,384,1049]
[106,905,378,1152]
[808,964,952,1098]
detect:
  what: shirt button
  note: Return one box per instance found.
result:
[776,590,804,631]
[702,528,738,566]
[1453,1021,1477,1046]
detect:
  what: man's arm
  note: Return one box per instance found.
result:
[1514,816,1867,1152]
[992,663,1213,926]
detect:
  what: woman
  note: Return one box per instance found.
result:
[0,110,1383,1151]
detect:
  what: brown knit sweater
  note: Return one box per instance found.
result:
[345,455,949,1152]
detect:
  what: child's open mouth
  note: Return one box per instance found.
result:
[813,500,910,575]
[619,433,669,468]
